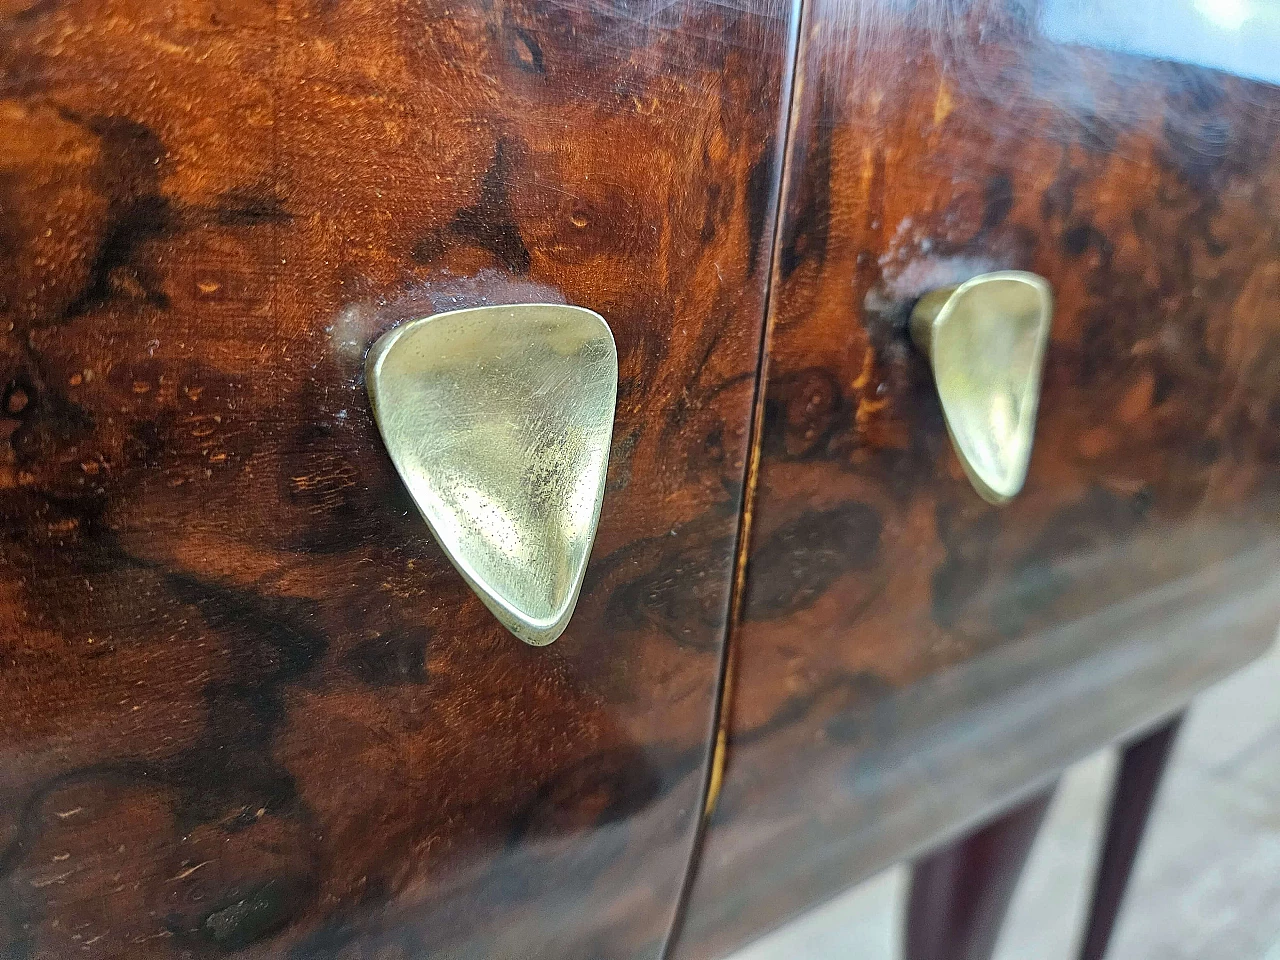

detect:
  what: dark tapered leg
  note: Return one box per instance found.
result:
[904,784,1057,960]
[1077,712,1185,960]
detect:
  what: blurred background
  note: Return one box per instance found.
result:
[729,640,1280,960]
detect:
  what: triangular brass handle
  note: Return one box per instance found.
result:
[366,303,617,645]
[910,271,1053,505]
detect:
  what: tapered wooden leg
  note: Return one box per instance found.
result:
[1077,712,1185,960]
[904,784,1057,960]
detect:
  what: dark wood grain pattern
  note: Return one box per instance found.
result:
[0,0,794,955]
[672,2,1280,956]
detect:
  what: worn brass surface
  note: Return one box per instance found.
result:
[366,304,618,645]
[911,271,1053,504]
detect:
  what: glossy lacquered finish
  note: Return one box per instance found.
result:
[0,0,794,955]
[672,1,1280,956]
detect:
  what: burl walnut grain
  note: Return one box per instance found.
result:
[0,0,794,956]
[674,1,1280,957]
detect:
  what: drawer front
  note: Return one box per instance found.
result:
[0,0,793,956]
[675,1,1280,956]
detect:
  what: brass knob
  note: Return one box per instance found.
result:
[910,271,1053,505]
[366,303,617,645]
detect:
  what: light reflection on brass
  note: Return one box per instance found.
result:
[911,271,1053,505]
[366,303,617,645]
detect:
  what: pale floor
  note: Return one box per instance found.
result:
[729,641,1280,960]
